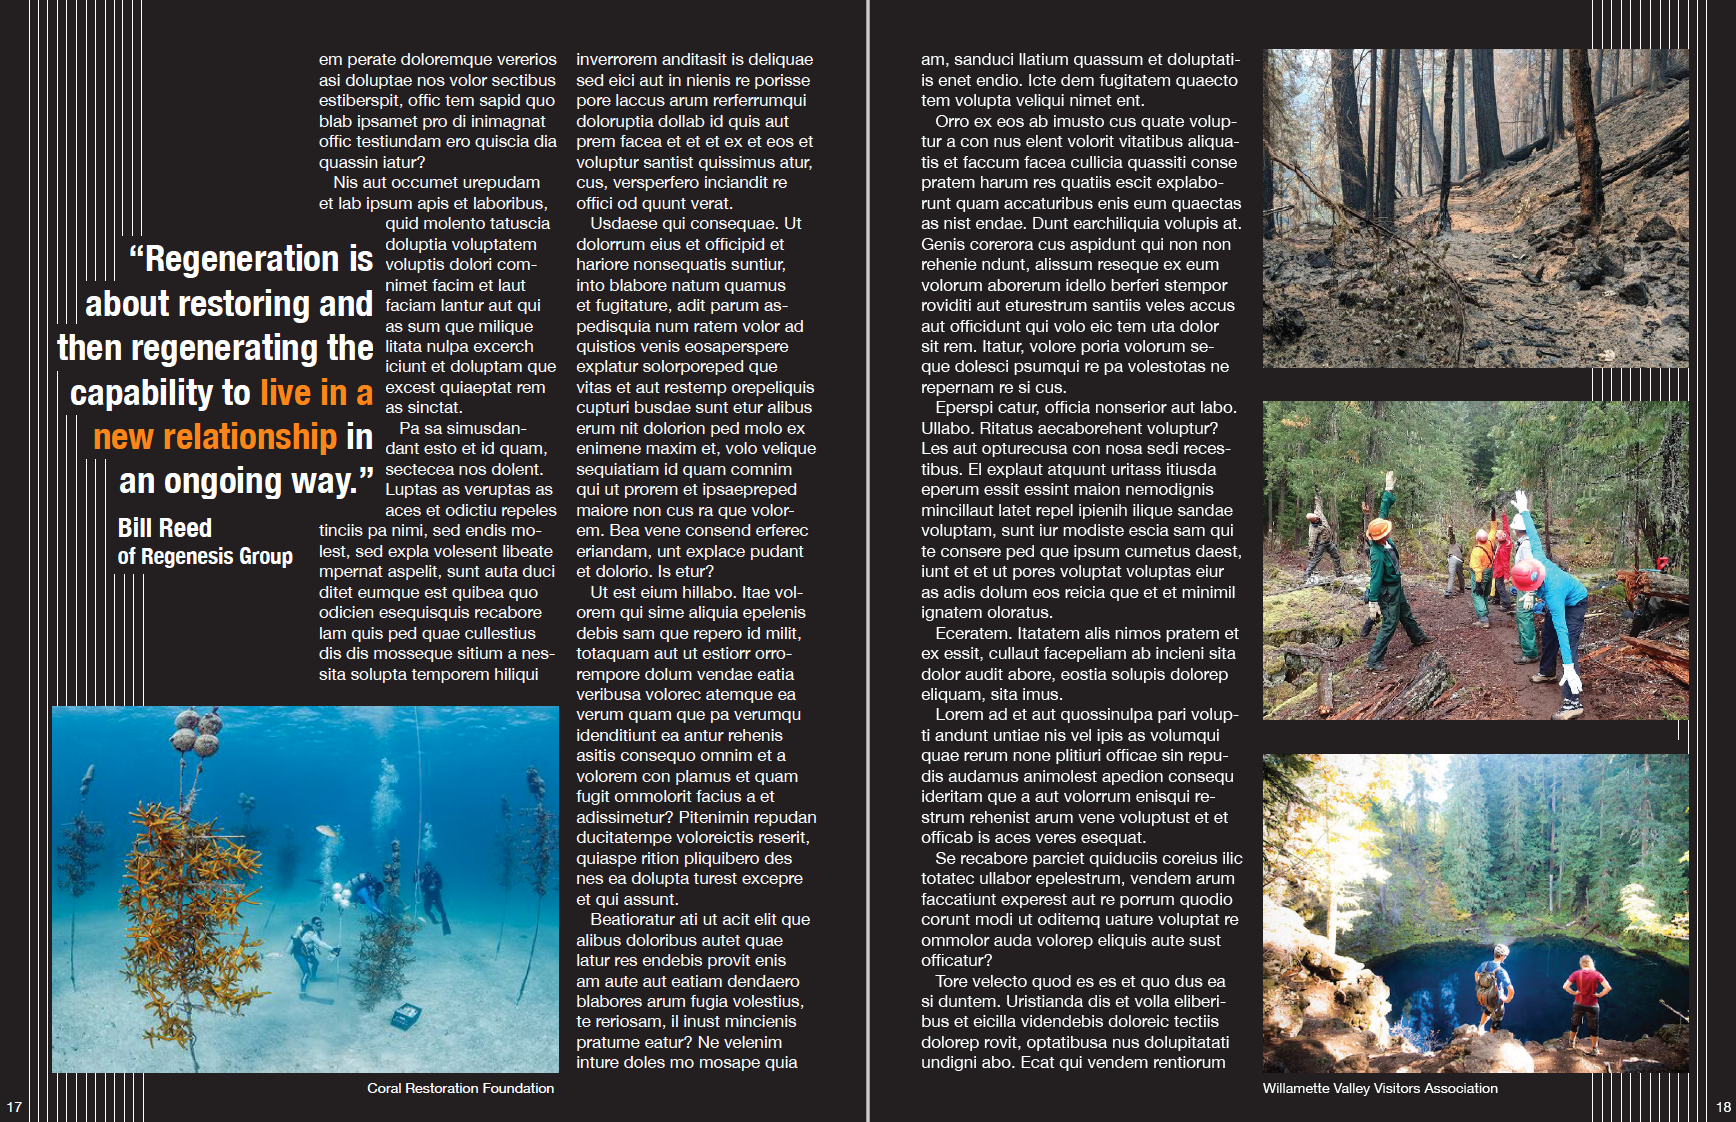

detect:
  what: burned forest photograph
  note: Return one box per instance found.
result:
[1262,50,1690,368]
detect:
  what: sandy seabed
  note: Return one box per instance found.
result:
[51,897,560,1073]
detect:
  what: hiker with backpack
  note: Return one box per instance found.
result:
[1474,944,1515,1035]
[1562,955,1612,1056]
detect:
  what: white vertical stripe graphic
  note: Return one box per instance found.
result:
[39,0,145,1113]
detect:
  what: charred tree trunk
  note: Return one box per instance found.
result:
[1402,49,1442,187]
[1330,49,1369,212]
[1261,48,1276,238]
[1596,48,1605,104]
[1471,50,1505,175]
[1541,50,1555,140]
[1378,48,1400,224]
[1549,49,1566,145]
[1437,50,1455,231]
[1649,48,1669,91]
[1456,48,1468,180]
[1567,48,1603,237]
[1366,51,1381,212]
[1262,147,1276,239]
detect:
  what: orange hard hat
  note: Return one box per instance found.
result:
[1367,518,1392,541]
[1511,558,1545,592]
[1306,511,1321,522]
[1496,530,1508,543]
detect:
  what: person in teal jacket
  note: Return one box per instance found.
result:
[1361,471,1433,672]
[1510,491,1589,719]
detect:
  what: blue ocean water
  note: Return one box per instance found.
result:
[50,705,560,1073]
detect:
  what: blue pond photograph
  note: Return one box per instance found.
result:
[1263,753,1690,1074]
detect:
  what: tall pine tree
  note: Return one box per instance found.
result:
[1440,755,1492,913]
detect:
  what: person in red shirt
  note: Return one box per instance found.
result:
[1562,954,1613,1055]
[1490,508,1514,611]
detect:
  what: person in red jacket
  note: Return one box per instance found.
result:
[1487,507,1514,612]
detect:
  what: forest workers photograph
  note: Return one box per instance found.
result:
[1263,753,1689,1074]
[1262,401,1689,720]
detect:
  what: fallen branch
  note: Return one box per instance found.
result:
[1318,668,1334,717]
[1263,143,1468,366]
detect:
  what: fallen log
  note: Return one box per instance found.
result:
[1595,64,1691,112]
[1318,668,1334,717]
[1550,123,1690,198]
[1616,637,1691,687]
[1620,635,1689,663]
[1331,681,1401,721]
[1618,568,1690,605]
[1374,653,1455,719]
[1503,135,1550,165]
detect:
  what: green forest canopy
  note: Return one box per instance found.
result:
[1263,401,1690,570]
[1264,753,1689,956]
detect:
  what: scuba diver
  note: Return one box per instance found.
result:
[418,862,451,935]
[267,916,339,995]
[345,871,401,918]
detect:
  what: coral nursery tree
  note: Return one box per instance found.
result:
[57,765,105,989]
[120,708,266,1072]
[351,839,418,1013]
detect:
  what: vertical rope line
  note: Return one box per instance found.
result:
[413,707,423,913]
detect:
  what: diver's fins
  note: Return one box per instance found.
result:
[442,917,451,936]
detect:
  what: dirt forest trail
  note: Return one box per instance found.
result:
[1263,78,1691,368]
[1360,583,1565,720]
[1263,544,1687,721]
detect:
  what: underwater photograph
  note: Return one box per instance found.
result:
[50,705,560,1073]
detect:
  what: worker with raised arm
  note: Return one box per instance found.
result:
[1301,494,1346,581]
[1510,522,1541,665]
[1361,471,1433,673]
[1510,490,1590,719]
